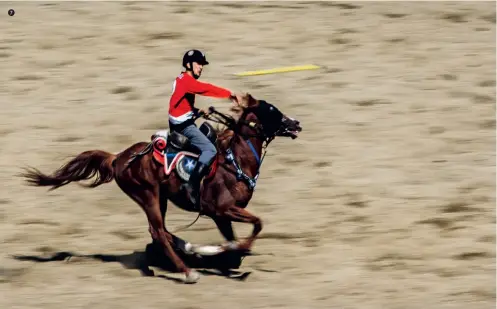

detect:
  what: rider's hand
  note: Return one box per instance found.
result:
[229,93,237,104]
[230,92,245,107]
[197,108,209,116]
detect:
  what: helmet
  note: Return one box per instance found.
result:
[182,49,209,70]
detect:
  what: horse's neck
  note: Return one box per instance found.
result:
[231,134,262,178]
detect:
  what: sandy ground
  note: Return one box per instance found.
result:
[0,1,495,308]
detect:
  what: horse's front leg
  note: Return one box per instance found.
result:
[214,217,236,242]
[219,205,262,251]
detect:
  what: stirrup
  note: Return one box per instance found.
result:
[184,183,199,204]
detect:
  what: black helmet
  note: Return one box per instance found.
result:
[182,49,209,70]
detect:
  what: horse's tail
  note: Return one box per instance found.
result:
[20,150,116,191]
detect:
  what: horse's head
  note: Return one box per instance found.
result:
[233,93,302,140]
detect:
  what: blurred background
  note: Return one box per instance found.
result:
[0,1,495,308]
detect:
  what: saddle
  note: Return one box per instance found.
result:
[150,122,219,182]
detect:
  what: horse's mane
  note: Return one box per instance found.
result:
[212,107,239,151]
[213,93,258,151]
[128,99,256,167]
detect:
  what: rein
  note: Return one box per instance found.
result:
[204,107,272,191]
[124,107,271,233]
[126,107,272,192]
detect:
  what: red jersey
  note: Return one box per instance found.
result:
[168,73,231,125]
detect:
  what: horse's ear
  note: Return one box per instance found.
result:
[246,93,258,107]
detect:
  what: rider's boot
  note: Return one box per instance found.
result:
[182,161,209,210]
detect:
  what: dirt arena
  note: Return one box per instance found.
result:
[0,1,495,308]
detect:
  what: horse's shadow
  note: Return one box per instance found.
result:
[12,242,252,282]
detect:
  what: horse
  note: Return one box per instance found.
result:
[20,93,302,283]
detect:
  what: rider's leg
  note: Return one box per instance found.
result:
[179,124,217,207]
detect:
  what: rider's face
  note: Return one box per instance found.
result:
[192,62,203,77]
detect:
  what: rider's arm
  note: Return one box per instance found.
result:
[185,78,233,99]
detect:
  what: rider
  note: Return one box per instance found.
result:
[168,49,237,208]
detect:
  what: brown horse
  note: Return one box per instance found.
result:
[20,93,302,283]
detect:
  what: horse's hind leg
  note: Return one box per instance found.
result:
[220,206,262,251]
[158,197,191,254]
[151,197,168,246]
[118,181,199,283]
[146,198,200,283]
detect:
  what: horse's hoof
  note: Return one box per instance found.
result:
[222,241,239,251]
[183,269,200,284]
[191,244,223,256]
[184,242,195,254]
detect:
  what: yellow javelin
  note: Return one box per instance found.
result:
[234,64,321,77]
